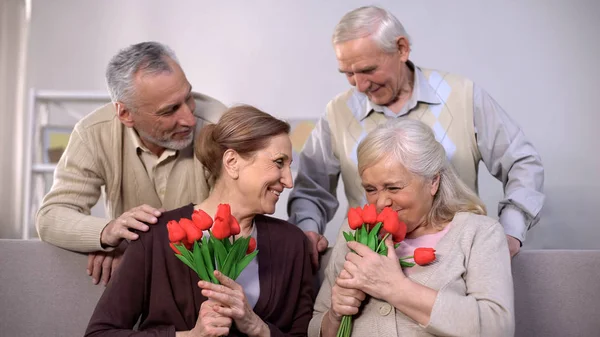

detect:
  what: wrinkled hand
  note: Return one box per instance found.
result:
[330,269,366,320]
[86,241,127,285]
[337,238,405,302]
[305,231,329,271]
[100,205,163,247]
[199,271,267,337]
[507,235,521,258]
[188,299,232,337]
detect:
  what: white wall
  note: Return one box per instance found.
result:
[24,0,600,248]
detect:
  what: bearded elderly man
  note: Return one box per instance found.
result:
[36,41,226,285]
[288,6,545,267]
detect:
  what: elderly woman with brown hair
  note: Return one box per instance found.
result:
[85,105,314,337]
[310,119,514,337]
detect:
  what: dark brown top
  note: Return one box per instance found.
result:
[85,204,314,336]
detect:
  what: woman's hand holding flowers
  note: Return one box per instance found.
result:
[199,271,268,337]
[338,237,407,302]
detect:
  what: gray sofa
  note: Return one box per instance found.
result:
[1,239,599,336]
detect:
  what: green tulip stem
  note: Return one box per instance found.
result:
[375,233,391,253]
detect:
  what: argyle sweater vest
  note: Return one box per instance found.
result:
[326,68,481,209]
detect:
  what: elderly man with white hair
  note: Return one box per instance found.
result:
[288,5,545,265]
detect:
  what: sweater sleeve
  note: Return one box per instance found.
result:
[36,125,112,252]
[84,230,176,337]
[267,234,315,337]
[307,237,347,337]
[424,221,515,336]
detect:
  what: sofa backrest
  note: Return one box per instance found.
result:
[0,239,104,337]
[512,249,600,337]
[318,247,600,337]
[2,240,600,337]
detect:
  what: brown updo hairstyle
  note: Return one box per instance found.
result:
[195,104,291,183]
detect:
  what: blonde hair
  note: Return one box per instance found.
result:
[357,119,486,226]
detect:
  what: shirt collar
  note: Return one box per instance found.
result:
[361,61,441,120]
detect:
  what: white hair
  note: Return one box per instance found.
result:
[105,41,179,106]
[357,119,486,226]
[332,6,411,53]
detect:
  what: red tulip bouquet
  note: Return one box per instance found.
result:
[336,204,437,337]
[167,204,258,284]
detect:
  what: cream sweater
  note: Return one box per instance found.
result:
[36,92,226,252]
[309,212,515,337]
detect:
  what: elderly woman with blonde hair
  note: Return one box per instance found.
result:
[310,119,514,337]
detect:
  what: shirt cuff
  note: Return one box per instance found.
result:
[296,219,320,234]
[499,206,527,244]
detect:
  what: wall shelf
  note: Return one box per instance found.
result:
[22,89,111,239]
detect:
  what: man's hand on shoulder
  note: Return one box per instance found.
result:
[86,241,127,285]
[305,231,329,271]
[100,204,163,247]
[89,204,165,285]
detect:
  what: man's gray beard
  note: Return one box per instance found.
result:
[136,128,194,151]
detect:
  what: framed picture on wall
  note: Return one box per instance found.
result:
[41,125,73,164]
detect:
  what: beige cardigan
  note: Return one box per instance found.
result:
[309,212,515,337]
[36,92,226,252]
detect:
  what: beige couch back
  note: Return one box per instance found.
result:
[0,240,103,337]
[1,240,600,336]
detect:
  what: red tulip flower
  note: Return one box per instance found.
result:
[247,237,257,254]
[414,247,436,265]
[377,207,407,243]
[230,216,241,236]
[215,203,231,222]
[167,203,259,286]
[192,209,213,231]
[362,204,377,225]
[379,207,399,232]
[167,220,186,243]
[179,218,203,243]
[347,207,364,230]
[392,222,408,243]
[212,204,232,240]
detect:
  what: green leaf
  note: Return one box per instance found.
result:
[342,231,355,242]
[370,222,382,236]
[222,237,248,278]
[233,250,258,280]
[175,254,197,274]
[367,230,376,251]
[207,236,214,257]
[379,244,388,256]
[400,260,416,268]
[223,238,232,252]
[193,241,210,282]
[174,243,192,263]
[359,225,368,245]
[394,242,401,249]
[210,236,227,269]
[200,239,218,284]
[366,223,381,251]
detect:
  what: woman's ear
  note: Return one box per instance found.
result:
[430,174,441,196]
[222,149,239,179]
